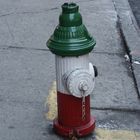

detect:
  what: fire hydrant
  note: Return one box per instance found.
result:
[47,3,97,137]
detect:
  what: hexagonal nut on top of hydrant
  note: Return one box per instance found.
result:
[47,2,97,138]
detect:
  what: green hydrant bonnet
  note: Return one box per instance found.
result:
[47,3,96,56]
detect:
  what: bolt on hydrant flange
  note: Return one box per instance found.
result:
[47,2,97,137]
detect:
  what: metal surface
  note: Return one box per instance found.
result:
[47,2,97,137]
[65,68,95,97]
[47,3,96,56]
[55,54,89,94]
[53,92,95,137]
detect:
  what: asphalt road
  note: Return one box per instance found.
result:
[128,0,140,28]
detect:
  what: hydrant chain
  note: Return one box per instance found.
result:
[82,91,86,120]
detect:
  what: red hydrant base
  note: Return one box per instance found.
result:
[53,116,95,137]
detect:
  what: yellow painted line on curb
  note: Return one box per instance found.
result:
[45,81,57,120]
[45,81,140,140]
[95,128,139,140]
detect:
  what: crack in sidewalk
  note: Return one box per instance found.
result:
[112,0,140,98]
[4,18,15,41]
[0,45,50,52]
[0,7,58,18]
[91,106,140,113]
[0,45,124,56]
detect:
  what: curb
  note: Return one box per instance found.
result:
[114,0,140,98]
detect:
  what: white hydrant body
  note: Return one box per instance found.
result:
[56,54,95,97]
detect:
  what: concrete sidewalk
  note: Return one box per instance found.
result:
[0,0,140,140]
